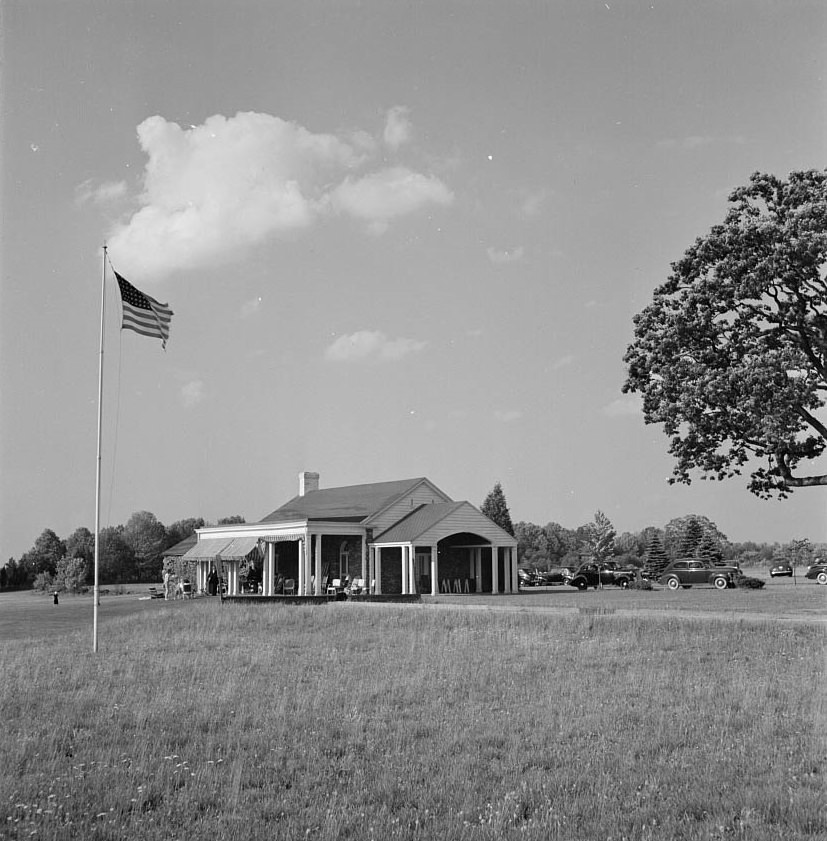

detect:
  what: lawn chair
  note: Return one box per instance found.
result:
[283,578,296,596]
[327,578,342,595]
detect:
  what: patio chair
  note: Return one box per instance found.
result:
[327,578,342,595]
[283,578,296,596]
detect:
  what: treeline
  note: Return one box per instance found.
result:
[1,511,246,591]
[515,512,822,571]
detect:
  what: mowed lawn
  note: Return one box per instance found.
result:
[1,589,825,840]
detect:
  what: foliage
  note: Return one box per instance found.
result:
[663,514,727,559]
[122,511,167,581]
[624,169,827,498]
[19,529,66,581]
[98,526,136,583]
[627,576,654,590]
[734,575,766,589]
[784,537,814,569]
[217,514,246,525]
[31,571,55,591]
[480,481,515,536]
[54,556,89,592]
[642,531,669,580]
[164,517,205,549]
[580,510,616,564]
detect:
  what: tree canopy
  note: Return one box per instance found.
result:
[481,482,515,536]
[623,170,827,498]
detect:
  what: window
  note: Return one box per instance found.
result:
[339,541,350,578]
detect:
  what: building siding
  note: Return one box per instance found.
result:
[367,481,453,534]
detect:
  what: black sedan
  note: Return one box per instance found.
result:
[769,562,793,577]
[805,563,827,584]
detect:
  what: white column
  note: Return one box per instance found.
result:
[298,538,306,596]
[511,547,519,593]
[361,538,368,585]
[503,546,511,594]
[491,546,499,594]
[375,548,383,595]
[368,547,375,593]
[408,545,416,594]
[474,549,482,593]
[401,546,409,594]
[430,544,439,595]
[265,543,275,595]
[314,534,323,595]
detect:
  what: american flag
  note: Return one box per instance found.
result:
[114,272,173,348]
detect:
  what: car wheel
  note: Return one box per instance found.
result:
[666,576,680,591]
[618,578,629,589]
[713,576,728,590]
[575,579,588,591]
[817,572,827,585]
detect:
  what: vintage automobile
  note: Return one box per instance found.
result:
[769,561,793,578]
[566,563,636,591]
[804,562,827,584]
[659,559,739,590]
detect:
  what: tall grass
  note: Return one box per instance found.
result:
[2,601,824,840]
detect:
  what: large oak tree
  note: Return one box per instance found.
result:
[623,170,827,498]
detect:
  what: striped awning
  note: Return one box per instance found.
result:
[261,532,306,543]
[182,538,232,561]
[219,536,261,561]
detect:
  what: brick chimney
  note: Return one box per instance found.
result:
[299,471,320,496]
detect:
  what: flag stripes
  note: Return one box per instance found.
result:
[114,271,173,348]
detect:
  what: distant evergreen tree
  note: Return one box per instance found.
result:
[677,517,705,558]
[581,510,616,564]
[481,482,514,536]
[696,533,724,564]
[643,532,669,580]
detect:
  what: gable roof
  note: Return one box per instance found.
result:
[162,533,198,557]
[258,477,434,524]
[374,501,517,546]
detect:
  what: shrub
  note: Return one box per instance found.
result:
[734,575,765,589]
[31,571,55,591]
[628,576,653,590]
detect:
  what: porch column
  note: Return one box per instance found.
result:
[408,544,416,594]
[401,546,409,594]
[430,544,439,596]
[361,538,368,585]
[314,534,323,595]
[474,549,482,593]
[375,547,383,595]
[368,547,375,593]
[511,547,519,593]
[298,538,306,596]
[265,543,276,596]
[503,547,511,594]
[491,545,499,594]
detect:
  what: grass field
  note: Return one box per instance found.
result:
[1,588,825,840]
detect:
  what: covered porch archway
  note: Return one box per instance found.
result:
[370,502,518,595]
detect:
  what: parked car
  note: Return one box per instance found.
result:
[804,562,827,584]
[769,561,793,578]
[566,563,635,591]
[659,559,739,590]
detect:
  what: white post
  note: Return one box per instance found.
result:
[375,548,382,595]
[361,538,368,586]
[430,544,439,595]
[314,534,323,595]
[475,548,482,593]
[511,547,519,593]
[401,546,409,594]
[298,538,306,596]
[491,545,499,594]
[408,544,416,594]
[266,543,275,596]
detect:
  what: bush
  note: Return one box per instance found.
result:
[32,571,55,591]
[628,577,654,590]
[734,575,765,589]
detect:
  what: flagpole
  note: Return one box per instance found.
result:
[93,244,107,652]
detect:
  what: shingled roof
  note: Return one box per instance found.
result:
[258,477,431,524]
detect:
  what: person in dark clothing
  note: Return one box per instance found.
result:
[207,567,219,596]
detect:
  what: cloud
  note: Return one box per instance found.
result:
[602,395,642,417]
[106,110,452,279]
[325,330,427,362]
[181,379,205,407]
[75,179,128,206]
[486,245,524,264]
[329,167,453,235]
[383,106,412,150]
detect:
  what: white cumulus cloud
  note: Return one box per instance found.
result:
[329,167,453,235]
[383,106,412,150]
[325,330,427,363]
[106,110,452,279]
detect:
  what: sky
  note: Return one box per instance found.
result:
[2,0,826,562]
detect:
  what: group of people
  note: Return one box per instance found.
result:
[162,569,197,600]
